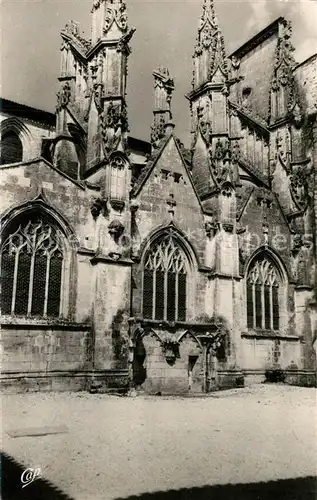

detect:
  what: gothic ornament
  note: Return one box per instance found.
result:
[222,223,234,233]
[200,120,212,144]
[56,82,71,111]
[205,221,218,238]
[221,182,233,197]
[151,115,166,147]
[160,337,180,365]
[290,167,309,211]
[192,0,228,87]
[108,219,125,239]
[291,103,303,128]
[271,20,296,92]
[103,1,128,35]
[90,197,108,219]
[62,20,91,52]
[209,139,237,186]
[291,233,302,256]
[100,101,128,155]
[93,83,104,113]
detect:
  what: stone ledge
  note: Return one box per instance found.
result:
[241,330,299,340]
[90,254,133,266]
[1,316,91,330]
[0,369,129,394]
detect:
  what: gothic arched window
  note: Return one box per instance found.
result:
[0,131,23,165]
[1,216,64,317]
[143,235,188,322]
[246,257,280,331]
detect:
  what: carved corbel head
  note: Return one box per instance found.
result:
[90,197,109,220]
[291,233,302,255]
[205,221,218,238]
[108,219,125,242]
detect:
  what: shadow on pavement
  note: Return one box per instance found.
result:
[1,451,74,500]
[115,476,317,500]
[1,450,316,500]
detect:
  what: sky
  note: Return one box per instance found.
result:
[1,0,317,146]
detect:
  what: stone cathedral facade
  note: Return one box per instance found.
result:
[1,0,316,393]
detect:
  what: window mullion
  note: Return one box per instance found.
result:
[27,251,36,315]
[164,270,168,321]
[43,255,51,316]
[152,270,156,320]
[11,251,20,314]
[261,284,265,329]
[175,271,179,321]
[252,283,256,329]
[270,285,273,330]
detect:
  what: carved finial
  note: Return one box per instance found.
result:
[200,0,217,28]
[269,20,297,124]
[192,0,228,89]
[151,67,175,147]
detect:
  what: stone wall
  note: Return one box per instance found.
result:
[0,323,92,392]
[0,112,54,161]
[231,33,278,121]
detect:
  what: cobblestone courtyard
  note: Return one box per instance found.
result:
[1,385,316,500]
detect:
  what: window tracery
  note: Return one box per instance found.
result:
[246,257,280,331]
[1,217,64,317]
[143,235,188,322]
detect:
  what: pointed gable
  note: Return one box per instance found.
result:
[131,134,205,263]
[134,134,201,208]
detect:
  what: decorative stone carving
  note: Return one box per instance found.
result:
[130,200,139,213]
[222,223,234,233]
[62,20,91,52]
[256,188,273,209]
[108,219,125,240]
[209,139,239,187]
[110,199,125,212]
[160,337,180,365]
[291,233,302,255]
[205,221,218,238]
[100,101,128,155]
[151,115,165,147]
[90,197,108,219]
[236,224,246,235]
[103,1,128,35]
[271,20,295,92]
[166,193,176,220]
[231,55,240,70]
[290,167,309,210]
[262,222,269,244]
[56,82,71,111]
[199,120,212,144]
[221,182,233,197]
[116,28,136,54]
[192,0,228,89]
[151,68,174,147]
[291,103,303,128]
[93,83,104,113]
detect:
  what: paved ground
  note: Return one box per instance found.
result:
[1,385,316,500]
